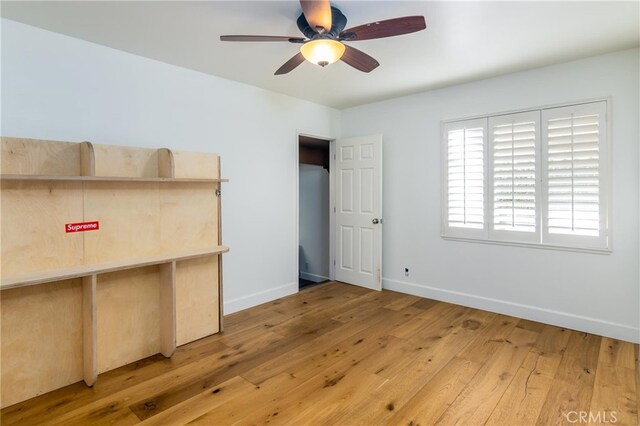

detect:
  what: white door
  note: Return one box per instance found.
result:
[335,134,382,290]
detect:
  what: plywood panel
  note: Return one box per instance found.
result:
[92,144,158,178]
[83,181,161,264]
[176,256,219,346]
[96,266,160,373]
[160,183,217,253]
[1,180,84,277]
[1,137,80,176]
[172,151,219,179]
[0,279,83,408]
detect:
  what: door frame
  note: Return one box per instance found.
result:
[295,131,336,287]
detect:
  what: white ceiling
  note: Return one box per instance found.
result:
[3,1,639,109]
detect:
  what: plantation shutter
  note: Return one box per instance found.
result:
[489,111,540,242]
[442,100,608,251]
[443,119,487,238]
[542,101,608,248]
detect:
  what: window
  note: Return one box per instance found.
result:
[542,102,608,248]
[489,111,540,243]
[443,119,486,239]
[442,100,609,252]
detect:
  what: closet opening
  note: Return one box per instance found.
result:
[298,135,332,290]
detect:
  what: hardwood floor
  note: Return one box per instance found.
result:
[2,282,638,425]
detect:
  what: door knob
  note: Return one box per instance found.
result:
[372,218,380,224]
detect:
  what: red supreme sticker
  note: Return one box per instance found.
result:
[65,221,100,233]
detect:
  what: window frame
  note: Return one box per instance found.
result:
[440,99,611,254]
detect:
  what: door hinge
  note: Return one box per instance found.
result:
[333,259,336,266]
[334,206,336,213]
[215,189,221,197]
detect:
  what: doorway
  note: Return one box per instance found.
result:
[298,135,331,289]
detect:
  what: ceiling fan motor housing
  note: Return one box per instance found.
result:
[297,6,347,39]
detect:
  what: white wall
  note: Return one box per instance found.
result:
[341,49,640,343]
[298,163,330,282]
[1,19,340,313]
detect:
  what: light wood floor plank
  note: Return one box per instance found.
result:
[37,331,284,424]
[536,330,602,425]
[139,376,256,425]
[485,349,562,425]
[589,337,638,425]
[599,337,637,369]
[319,309,496,425]
[185,373,303,425]
[240,308,388,384]
[389,356,482,426]
[435,327,540,425]
[383,292,422,311]
[245,309,412,386]
[128,320,343,420]
[517,318,548,333]
[455,313,520,364]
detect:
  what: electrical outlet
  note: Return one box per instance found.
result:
[404,267,409,277]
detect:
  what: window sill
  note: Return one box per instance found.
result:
[441,235,612,255]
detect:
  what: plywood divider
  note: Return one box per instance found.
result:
[82,274,97,386]
[159,261,176,357]
[79,142,95,177]
[158,148,175,179]
[172,151,219,179]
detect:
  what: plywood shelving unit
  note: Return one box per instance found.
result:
[0,137,228,407]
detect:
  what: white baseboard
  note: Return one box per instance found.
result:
[300,272,329,283]
[224,282,298,315]
[383,278,640,344]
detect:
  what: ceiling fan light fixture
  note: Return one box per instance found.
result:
[300,39,345,67]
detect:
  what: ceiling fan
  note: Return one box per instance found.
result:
[220,0,426,75]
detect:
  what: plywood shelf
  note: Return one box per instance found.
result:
[1,137,227,408]
[1,246,229,290]
[1,174,229,183]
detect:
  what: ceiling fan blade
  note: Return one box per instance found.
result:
[340,45,379,73]
[220,35,306,43]
[340,16,426,41]
[275,52,306,75]
[300,0,332,32]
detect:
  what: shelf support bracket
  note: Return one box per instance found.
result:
[82,274,98,386]
[159,261,177,357]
